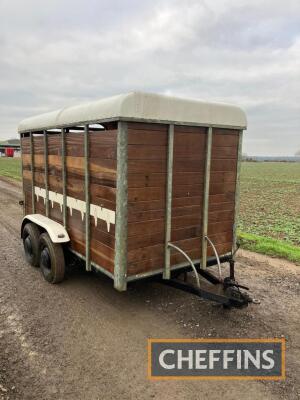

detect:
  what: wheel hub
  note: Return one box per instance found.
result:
[24,236,33,256]
[41,247,51,271]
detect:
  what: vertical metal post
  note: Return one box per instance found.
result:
[201,126,212,269]
[30,132,36,213]
[163,124,174,279]
[44,131,49,217]
[114,121,128,291]
[232,130,243,256]
[20,133,25,216]
[84,124,91,271]
[61,128,67,228]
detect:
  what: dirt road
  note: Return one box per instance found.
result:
[0,179,299,400]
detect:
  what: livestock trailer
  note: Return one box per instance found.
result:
[19,92,252,308]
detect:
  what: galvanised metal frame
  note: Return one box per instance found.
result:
[84,124,91,271]
[20,133,25,215]
[43,130,49,217]
[201,126,212,270]
[114,121,128,291]
[163,124,174,280]
[232,130,244,256]
[61,128,67,228]
[30,132,35,213]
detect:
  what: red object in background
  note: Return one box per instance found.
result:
[5,148,14,157]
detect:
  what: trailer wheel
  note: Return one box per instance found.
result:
[39,233,65,284]
[22,223,40,267]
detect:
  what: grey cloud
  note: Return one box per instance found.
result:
[0,0,299,155]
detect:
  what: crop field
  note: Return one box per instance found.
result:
[0,158,299,261]
[0,157,22,181]
[238,162,300,262]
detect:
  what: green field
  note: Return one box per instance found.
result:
[0,158,299,262]
[0,157,22,181]
[238,162,300,262]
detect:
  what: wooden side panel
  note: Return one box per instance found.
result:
[208,128,239,254]
[65,130,117,273]
[126,124,239,276]
[170,126,206,267]
[127,122,168,275]
[127,124,207,276]
[21,130,117,274]
[22,135,46,216]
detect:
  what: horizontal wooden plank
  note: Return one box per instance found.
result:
[173,196,203,208]
[212,131,239,147]
[210,182,236,195]
[210,171,236,184]
[48,134,61,155]
[127,122,168,132]
[128,172,206,188]
[23,155,117,176]
[208,220,233,235]
[21,137,30,154]
[89,130,117,147]
[128,187,165,202]
[49,202,63,223]
[210,159,237,172]
[174,126,207,134]
[208,210,234,223]
[174,131,206,145]
[128,199,165,212]
[209,192,235,204]
[211,146,238,159]
[128,145,167,160]
[66,130,117,157]
[123,171,232,187]
[128,219,165,237]
[172,184,203,198]
[209,202,234,212]
[128,232,233,263]
[128,173,166,188]
[127,231,165,251]
[35,197,45,213]
[128,214,202,237]
[128,197,211,214]
[128,159,207,174]
[128,159,166,174]
[127,242,232,275]
[128,226,202,251]
[128,209,166,223]
[67,144,117,159]
[128,130,167,146]
[70,239,114,273]
[128,204,203,223]
[68,227,114,259]
[33,136,44,154]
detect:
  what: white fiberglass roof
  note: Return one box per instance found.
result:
[18,92,247,133]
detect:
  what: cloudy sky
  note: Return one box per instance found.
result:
[0,0,299,155]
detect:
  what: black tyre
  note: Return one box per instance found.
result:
[22,223,40,267]
[39,233,65,284]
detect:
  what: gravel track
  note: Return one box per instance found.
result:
[0,179,299,399]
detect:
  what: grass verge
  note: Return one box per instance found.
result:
[0,158,21,181]
[238,231,300,264]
